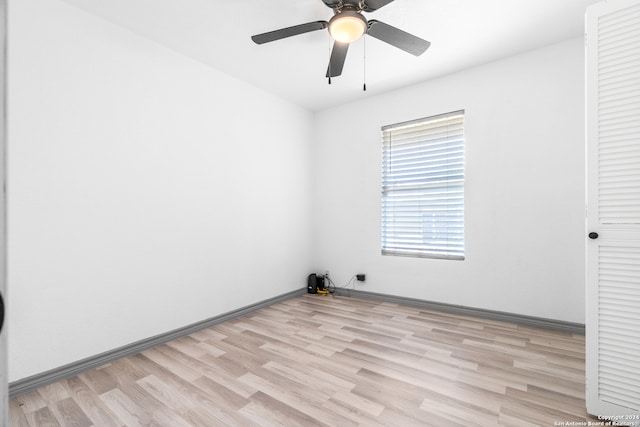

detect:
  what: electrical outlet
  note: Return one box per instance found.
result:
[356,274,366,282]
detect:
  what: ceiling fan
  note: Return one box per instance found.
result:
[251,0,431,80]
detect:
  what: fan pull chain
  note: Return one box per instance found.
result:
[363,35,367,91]
[328,37,332,85]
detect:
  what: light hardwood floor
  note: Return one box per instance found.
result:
[10,294,597,426]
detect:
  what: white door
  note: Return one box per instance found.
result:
[0,0,6,423]
[585,0,640,418]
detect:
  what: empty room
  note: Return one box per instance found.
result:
[1,0,639,425]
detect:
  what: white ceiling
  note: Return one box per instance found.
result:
[59,0,594,111]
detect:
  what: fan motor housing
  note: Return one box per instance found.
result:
[323,0,362,10]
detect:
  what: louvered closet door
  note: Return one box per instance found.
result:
[586,0,640,418]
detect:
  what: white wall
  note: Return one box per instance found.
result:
[8,0,313,381]
[8,0,586,383]
[312,38,585,323]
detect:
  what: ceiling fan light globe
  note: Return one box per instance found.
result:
[329,12,367,43]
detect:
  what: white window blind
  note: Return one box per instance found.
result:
[381,110,465,260]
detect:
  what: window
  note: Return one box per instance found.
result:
[381,110,465,260]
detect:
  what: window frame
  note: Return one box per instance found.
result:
[381,110,465,260]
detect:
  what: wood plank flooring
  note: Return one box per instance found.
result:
[9,294,599,426]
